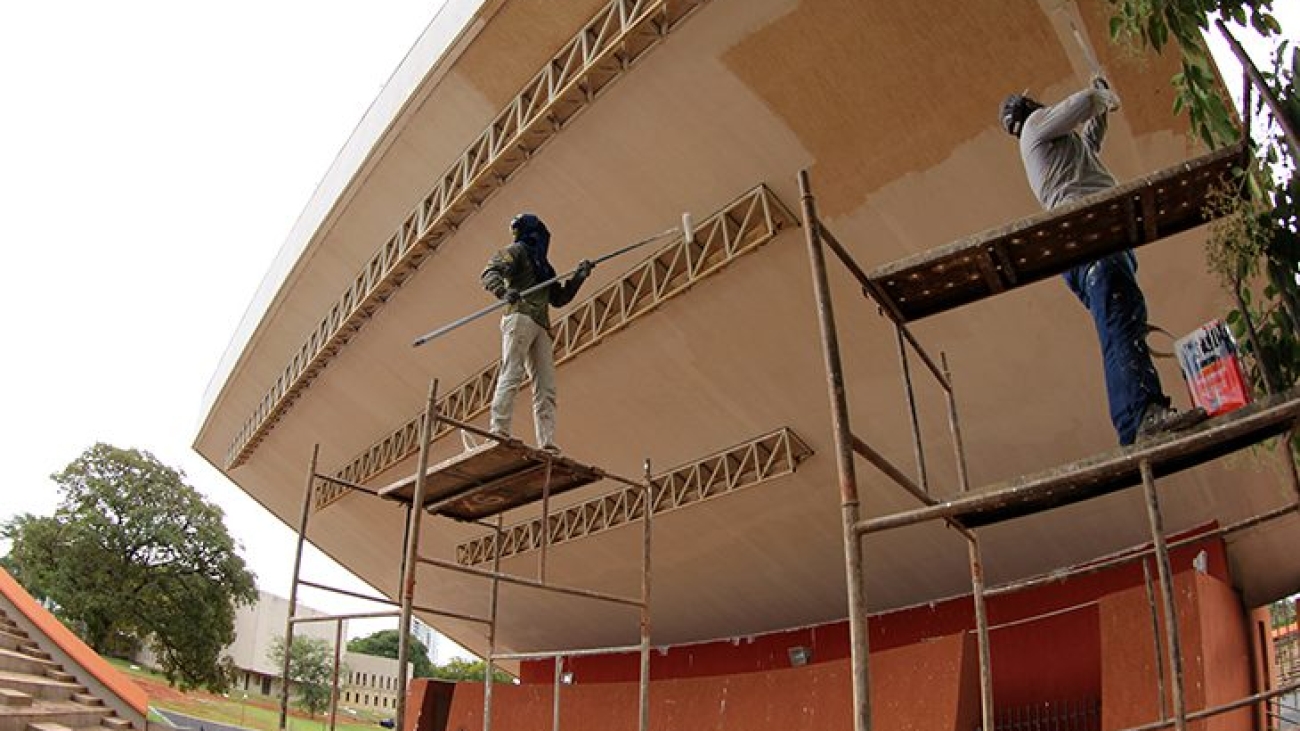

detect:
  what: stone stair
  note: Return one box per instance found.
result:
[0,611,132,731]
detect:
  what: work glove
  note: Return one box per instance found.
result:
[1090,75,1120,112]
[575,259,594,280]
[503,289,521,304]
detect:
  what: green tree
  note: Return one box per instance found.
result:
[1106,0,1282,147]
[1,443,257,691]
[429,657,512,683]
[347,629,433,679]
[270,635,339,718]
[1106,1,1299,412]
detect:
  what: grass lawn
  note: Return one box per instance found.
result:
[106,658,392,731]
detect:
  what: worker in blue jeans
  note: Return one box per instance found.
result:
[1000,79,1203,445]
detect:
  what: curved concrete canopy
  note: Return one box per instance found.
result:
[195,0,1300,661]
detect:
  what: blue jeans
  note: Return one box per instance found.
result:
[1063,251,1168,445]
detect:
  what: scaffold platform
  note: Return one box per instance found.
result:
[866,141,1248,322]
[378,438,604,520]
[857,388,1300,533]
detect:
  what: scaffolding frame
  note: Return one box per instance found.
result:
[797,65,1300,729]
[276,381,656,731]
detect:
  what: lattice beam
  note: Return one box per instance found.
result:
[454,427,814,565]
[314,183,798,509]
[226,0,714,470]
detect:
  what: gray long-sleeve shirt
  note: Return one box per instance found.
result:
[1019,88,1118,210]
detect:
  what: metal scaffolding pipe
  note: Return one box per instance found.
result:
[851,434,939,508]
[1139,460,1187,731]
[539,459,554,583]
[985,502,1297,597]
[312,472,382,495]
[1217,19,1300,158]
[895,325,930,492]
[279,444,318,731]
[484,513,504,731]
[818,227,951,391]
[856,395,1300,535]
[395,381,439,731]
[1118,680,1300,731]
[1142,559,1168,720]
[289,611,401,624]
[418,555,646,608]
[295,580,492,625]
[638,466,653,731]
[799,169,872,731]
[552,656,563,731]
[298,579,396,605]
[329,618,343,731]
[494,643,648,662]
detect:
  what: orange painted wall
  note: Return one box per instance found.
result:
[444,632,976,731]
[421,528,1251,731]
[521,530,1228,712]
[1099,568,1251,731]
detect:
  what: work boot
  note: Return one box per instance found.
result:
[1135,402,1207,442]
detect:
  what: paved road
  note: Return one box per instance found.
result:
[155,709,257,731]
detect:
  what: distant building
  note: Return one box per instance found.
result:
[226,590,341,697]
[339,651,400,714]
[409,618,438,666]
[133,589,340,699]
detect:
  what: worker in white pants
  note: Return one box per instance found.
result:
[490,312,559,450]
[482,213,592,452]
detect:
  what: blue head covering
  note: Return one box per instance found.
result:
[511,213,555,281]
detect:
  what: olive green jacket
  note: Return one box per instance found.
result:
[481,242,584,330]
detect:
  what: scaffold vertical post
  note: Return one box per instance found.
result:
[552,656,563,731]
[1218,19,1300,158]
[946,355,993,731]
[639,460,654,731]
[941,354,969,493]
[540,459,554,582]
[896,326,929,492]
[965,535,994,731]
[1141,558,1169,717]
[799,169,872,731]
[329,617,343,731]
[280,443,319,731]
[1139,459,1187,731]
[396,380,439,731]
[484,513,504,731]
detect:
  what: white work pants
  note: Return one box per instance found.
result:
[489,313,557,448]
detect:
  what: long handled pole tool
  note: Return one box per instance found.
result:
[411,216,692,348]
[1053,2,1104,80]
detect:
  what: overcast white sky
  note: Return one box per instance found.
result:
[0,2,1293,664]
[0,0,456,655]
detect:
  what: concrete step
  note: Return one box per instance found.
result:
[0,672,80,702]
[0,700,112,731]
[38,673,69,686]
[0,650,57,678]
[98,719,131,731]
[27,722,73,731]
[24,721,118,731]
[0,632,32,655]
[0,691,32,708]
[65,698,99,710]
